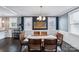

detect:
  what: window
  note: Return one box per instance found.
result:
[69,11,79,35]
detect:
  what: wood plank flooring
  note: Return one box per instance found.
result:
[0,38,21,52]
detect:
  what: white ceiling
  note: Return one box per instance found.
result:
[0,6,78,16]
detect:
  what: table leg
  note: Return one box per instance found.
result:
[41,39,44,52]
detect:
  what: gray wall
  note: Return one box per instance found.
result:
[59,14,68,31]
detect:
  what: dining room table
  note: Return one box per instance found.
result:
[27,35,57,48]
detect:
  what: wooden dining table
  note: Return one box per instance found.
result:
[27,35,57,48]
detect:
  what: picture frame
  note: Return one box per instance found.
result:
[32,17,48,30]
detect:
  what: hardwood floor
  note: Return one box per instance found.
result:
[0,38,21,52]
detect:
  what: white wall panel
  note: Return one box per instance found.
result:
[24,17,32,36]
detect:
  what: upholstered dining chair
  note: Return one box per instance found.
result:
[44,39,57,52]
[19,32,28,51]
[28,39,41,52]
[33,31,40,36]
[40,32,47,36]
[56,32,63,49]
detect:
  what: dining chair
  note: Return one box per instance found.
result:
[28,39,41,52]
[19,32,28,51]
[44,39,57,52]
[33,31,40,36]
[40,32,47,36]
[56,32,63,49]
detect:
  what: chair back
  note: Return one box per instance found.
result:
[56,32,63,42]
[28,39,41,45]
[44,39,57,45]
[33,31,40,36]
[28,39,41,51]
[19,32,25,43]
[40,32,47,36]
[44,39,57,52]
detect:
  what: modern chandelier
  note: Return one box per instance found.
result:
[37,6,46,21]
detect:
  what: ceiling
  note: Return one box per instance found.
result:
[0,6,78,16]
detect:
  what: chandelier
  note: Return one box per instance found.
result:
[37,6,46,21]
[37,16,46,21]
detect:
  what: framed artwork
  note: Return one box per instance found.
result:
[32,17,48,30]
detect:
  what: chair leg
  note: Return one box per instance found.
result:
[28,45,30,52]
[56,46,57,52]
[20,44,22,52]
[41,46,43,52]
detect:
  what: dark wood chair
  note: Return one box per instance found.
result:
[28,39,41,52]
[56,32,63,49]
[33,31,40,36]
[19,32,28,51]
[40,32,47,36]
[44,39,57,52]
